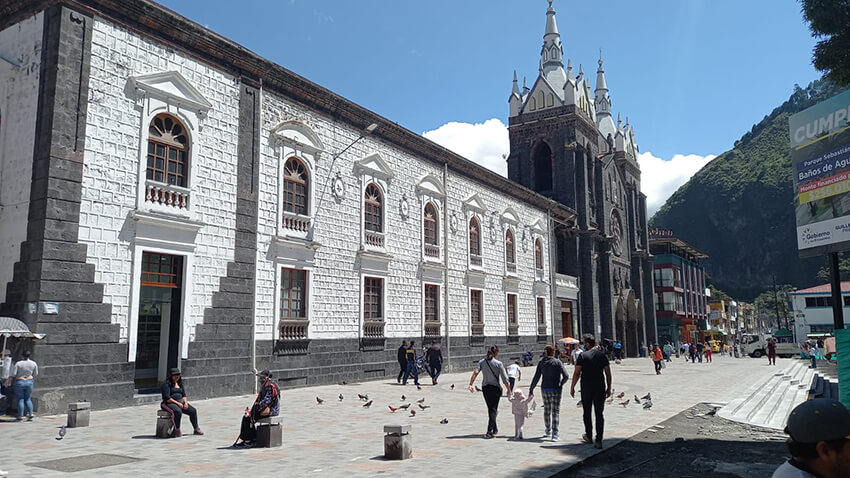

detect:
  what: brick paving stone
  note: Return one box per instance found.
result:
[0,356,788,477]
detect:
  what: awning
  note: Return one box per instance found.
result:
[558,337,580,345]
[0,317,45,339]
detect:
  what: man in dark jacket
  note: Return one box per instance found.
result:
[397,340,408,384]
[528,344,570,441]
[235,370,280,448]
[571,334,612,449]
[426,341,443,385]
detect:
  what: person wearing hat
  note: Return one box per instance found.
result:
[235,370,280,448]
[772,398,850,478]
[160,368,203,437]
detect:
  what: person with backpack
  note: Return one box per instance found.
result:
[234,370,280,448]
[402,341,420,386]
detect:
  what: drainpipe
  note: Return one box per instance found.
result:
[548,208,557,344]
[443,162,451,371]
[250,77,263,394]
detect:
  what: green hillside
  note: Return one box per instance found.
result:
[650,79,848,301]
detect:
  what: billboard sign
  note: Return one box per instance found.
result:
[790,89,850,257]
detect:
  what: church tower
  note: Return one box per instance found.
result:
[506,0,656,355]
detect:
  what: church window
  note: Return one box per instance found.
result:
[547,93,554,107]
[533,143,553,192]
[529,97,536,111]
[282,157,309,215]
[424,202,438,245]
[364,183,383,233]
[538,91,545,109]
[364,277,383,320]
[280,268,307,320]
[505,228,516,269]
[147,114,189,188]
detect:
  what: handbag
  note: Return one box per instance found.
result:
[661,359,666,369]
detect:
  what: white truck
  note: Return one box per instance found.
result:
[740,333,799,358]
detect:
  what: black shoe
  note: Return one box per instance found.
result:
[484,433,494,439]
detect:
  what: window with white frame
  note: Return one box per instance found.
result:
[507,293,518,333]
[470,289,484,336]
[535,238,544,271]
[469,217,482,267]
[362,276,385,338]
[536,297,546,333]
[282,157,309,216]
[145,114,190,210]
[279,268,308,340]
[423,202,439,259]
[505,228,517,275]
[424,284,439,323]
[364,183,384,249]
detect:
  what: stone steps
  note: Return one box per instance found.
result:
[720,359,813,430]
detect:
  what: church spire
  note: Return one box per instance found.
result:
[539,0,565,87]
[512,70,520,96]
[595,58,611,117]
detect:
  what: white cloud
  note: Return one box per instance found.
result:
[638,151,716,217]
[422,119,509,176]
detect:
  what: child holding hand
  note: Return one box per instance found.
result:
[509,388,534,440]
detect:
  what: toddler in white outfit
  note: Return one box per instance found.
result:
[509,388,534,439]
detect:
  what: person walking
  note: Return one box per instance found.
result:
[651,343,663,375]
[571,343,583,365]
[468,345,511,439]
[528,344,570,441]
[613,341,623,361]
[506,360,522,391]
[402,341,420,386]
[689,342,696,363]
[571,334,612,449]
[767,337,777,366]
[696,341,704,363]
[663,342,673,362]
[508,387,533,440]
[426,341,443,385]
[160,368,203,437]
[10,351,37,421]
[397,340,408,384]
[705,342,713,363]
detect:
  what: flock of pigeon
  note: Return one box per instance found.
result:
[316,392,446,422]
[611,391,653,410]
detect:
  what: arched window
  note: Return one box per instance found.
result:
[469,217,481,266]
[364,183,383,233]
[505,228,516,265]
[529,97,536,111]
[547,93,554,107]
[538,91,545,109]
[283,157,308,215]
[533,143,553,192]
[423,202,438,245]
[147,114,189,187]
[535,238,543,270]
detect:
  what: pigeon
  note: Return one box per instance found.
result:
[316,397,324,405]
[401,395,406,401]
[576,400,583,408]
[339,393,344,401]
[619,399,630,408]
[56,425,66,441]
[634,395,641,404]
[475,386,482,392]
[358,393,369,401]
[641,392,651,401]
[616,392,625,399]
[409,409,416,417]
[450,384,455,390]
[363,400,373,408]
[399,403,411,410]
[643,401,653,410]
[388,405,399,413]
[440,418,448,424]
[418,404,430,410]
[417,398,426,403]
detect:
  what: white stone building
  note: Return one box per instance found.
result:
[0,0,580,410]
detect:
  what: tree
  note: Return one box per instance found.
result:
[801,0,850,86]
[753,285,794,330]
[816,251,850,282]
[708,285,730,301]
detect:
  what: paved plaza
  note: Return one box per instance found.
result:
[0,355,791,477]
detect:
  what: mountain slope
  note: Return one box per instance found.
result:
[650,79,848,301]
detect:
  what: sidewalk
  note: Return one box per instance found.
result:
[0,355,789,477]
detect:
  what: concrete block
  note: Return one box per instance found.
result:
[384,424,412,460]
[67,401,90,427]
[156,409,173,438]
[255,416,282,447]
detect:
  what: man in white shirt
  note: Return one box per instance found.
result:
[506,361,521,391]
[571,345,582,365]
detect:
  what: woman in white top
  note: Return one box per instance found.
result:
[10,351,38,421]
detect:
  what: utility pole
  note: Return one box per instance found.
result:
[772,275,781,330]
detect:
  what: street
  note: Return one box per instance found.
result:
[0,355,792,477]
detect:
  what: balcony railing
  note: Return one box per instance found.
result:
[364,230,385,250]
[470,254,482,267]
[145,180,190,211]
[424,321,441,338]
[363,320,385,338]
[424,243,440,259]
[281,211,311,236]
[471,322,485,337]
[279,319,309,340]
[506,262,517,275]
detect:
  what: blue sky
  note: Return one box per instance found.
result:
[157,0,820,214]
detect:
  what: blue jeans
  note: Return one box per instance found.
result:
[13,379,34,417]
[403,361,419,385]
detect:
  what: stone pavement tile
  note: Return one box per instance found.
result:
[0,356,791,477]
[179,463,229,473]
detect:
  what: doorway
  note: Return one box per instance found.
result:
[134,252,183,391]
[560,300,573,338]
